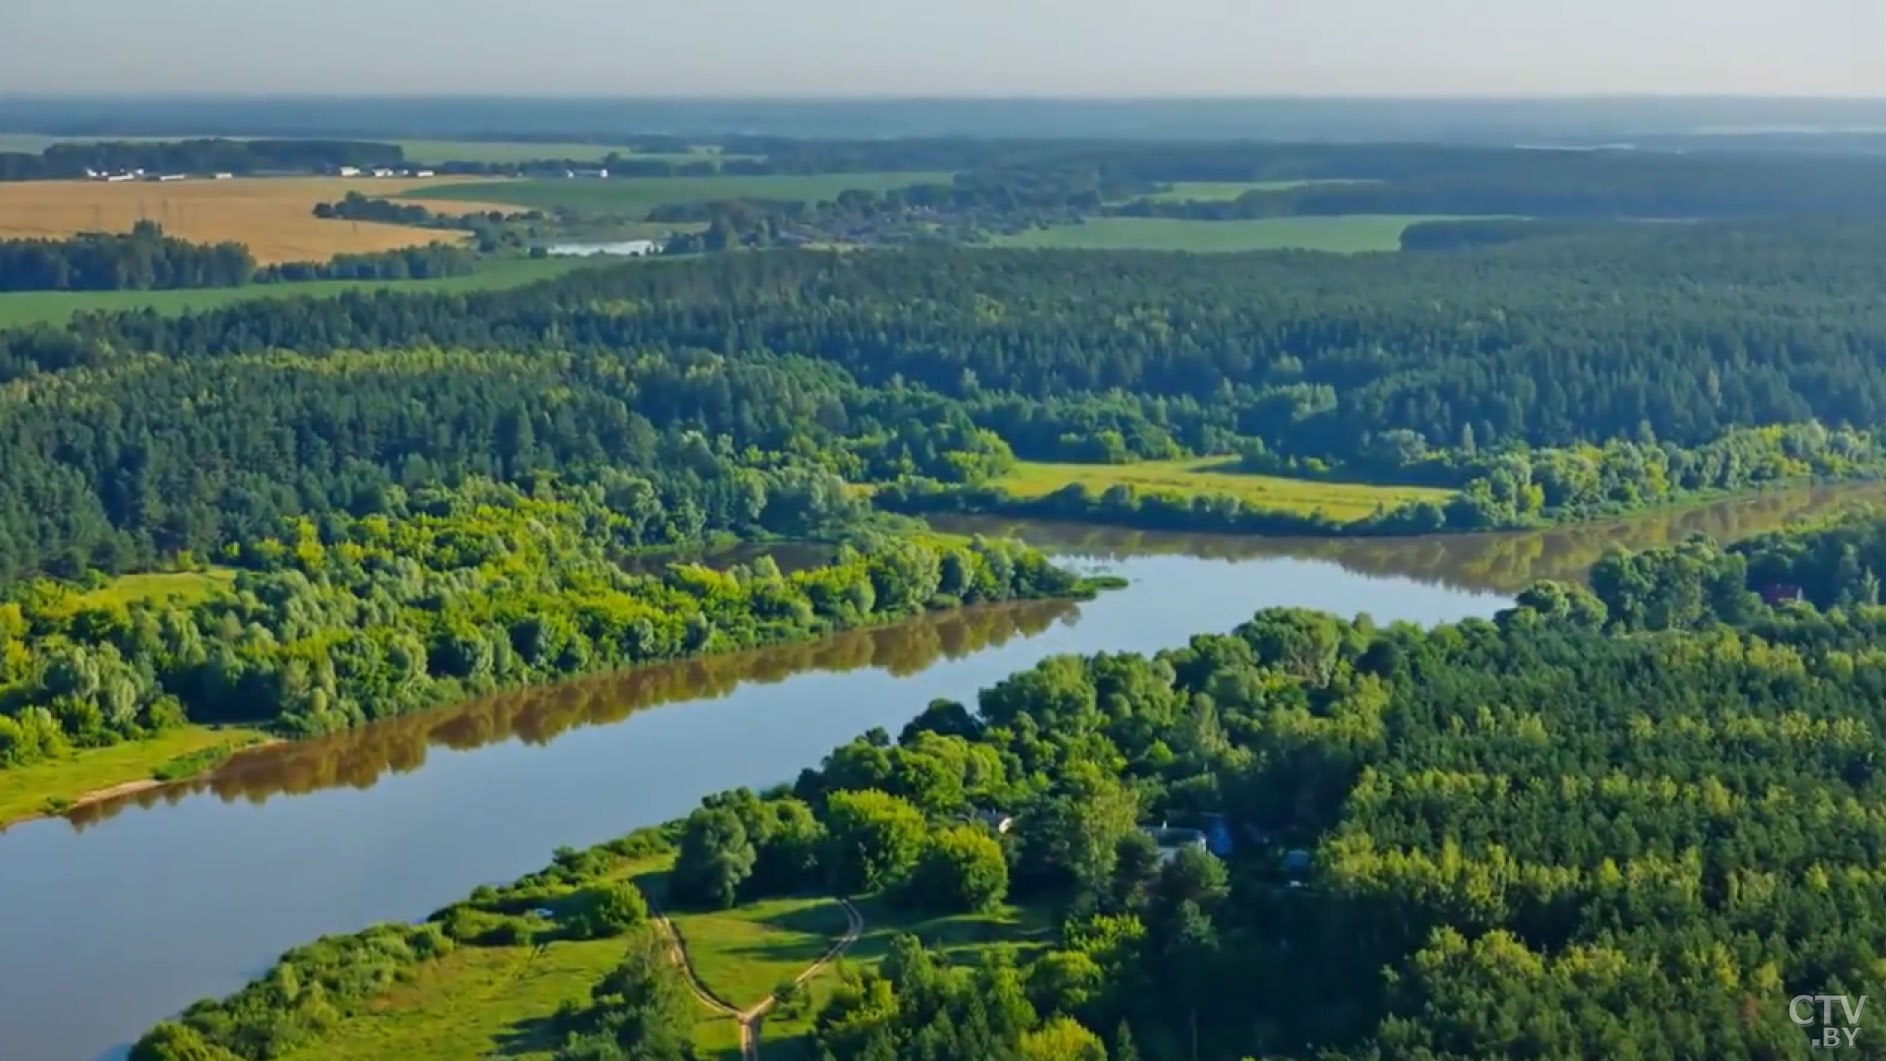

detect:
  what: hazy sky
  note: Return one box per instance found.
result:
[2,0,1881,97]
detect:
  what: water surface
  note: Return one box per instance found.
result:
[0,485,1876,1061]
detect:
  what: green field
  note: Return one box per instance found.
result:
[0,724,269,828]
[402,172,953,216]
[1144,178,1380,201]
[992,458,1455,520]
[272,936,630,1061]
[0,257,595,329]
[995,216,1473,254]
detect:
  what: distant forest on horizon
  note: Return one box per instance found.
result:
[7,94,1886,145]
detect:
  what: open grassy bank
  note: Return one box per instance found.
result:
[0,724,269,828]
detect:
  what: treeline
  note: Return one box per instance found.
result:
[312,189,539,229]
[141,508,1886,1059]
[257,243,477,283]
[0,221,475,291]
[0,138,402,181]
[0,476,1090,767]
[0,221,255,291]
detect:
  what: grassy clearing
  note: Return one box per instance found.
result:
[271,937,629,1061]
[0,724,269,828]
[402,172,953,216]
[668,896,851,1007]
[264,852,676,1061]
[71,568,236,608]
[992,458,1455,521]
[0,176,497,263]
[1143,178,1380,200]
[994,215,1475,253]
[0,256,593,328]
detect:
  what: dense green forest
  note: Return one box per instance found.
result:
[135,511,1886,1060]
[0,341,1029,579]
[17,228,1882,454]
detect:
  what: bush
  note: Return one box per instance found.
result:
[906,824,1010,912]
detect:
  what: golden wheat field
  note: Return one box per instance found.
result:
[0,177,493,263]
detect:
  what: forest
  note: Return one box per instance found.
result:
[132,510,1886,1060]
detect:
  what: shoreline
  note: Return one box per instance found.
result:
[0,581,1106,833]
[0,738,288,832]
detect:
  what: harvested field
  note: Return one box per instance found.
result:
[0,177,486,263]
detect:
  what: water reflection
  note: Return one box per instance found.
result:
[70,599,1077,829]
[932,484,1886,595]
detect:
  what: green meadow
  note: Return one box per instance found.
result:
[991,458,1455,521]
[0,724,269,828]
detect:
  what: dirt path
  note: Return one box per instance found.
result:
[650,896,864,1061]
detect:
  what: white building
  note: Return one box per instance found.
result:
[338,166,361,177]
[414,170,435,178]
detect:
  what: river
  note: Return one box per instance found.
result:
[0,484,1878,1061]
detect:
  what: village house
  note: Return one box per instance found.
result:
[1760,583,1805,606]
[1141,824,1209,865]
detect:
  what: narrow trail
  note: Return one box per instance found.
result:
[649,895,865,1061]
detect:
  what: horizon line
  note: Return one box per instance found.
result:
[6,91,1886,104]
